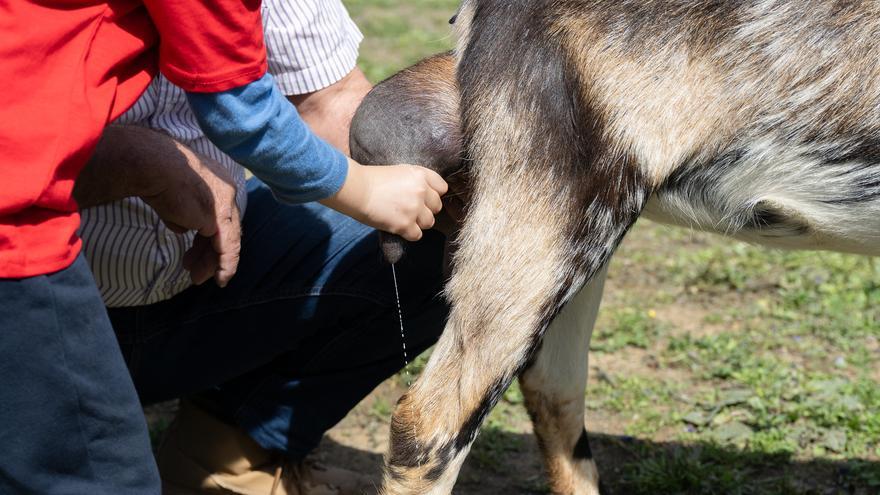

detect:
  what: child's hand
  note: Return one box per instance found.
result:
[321,159,448,240]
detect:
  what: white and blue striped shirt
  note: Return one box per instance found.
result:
[79,0,363,307]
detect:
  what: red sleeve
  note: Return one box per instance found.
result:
[143,0,268,92]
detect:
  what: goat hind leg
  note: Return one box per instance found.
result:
[520,264,608,495]
[382,11,654,491]
[381,177,600,494]
[381,158,648,494]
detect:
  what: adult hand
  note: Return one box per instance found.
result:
[140,146,241,287]
[76,126,242,287]
[320,159,448,241]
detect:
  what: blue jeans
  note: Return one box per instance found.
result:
[108,179,449,458]
[0,255,160,494]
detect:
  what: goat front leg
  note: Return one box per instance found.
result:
[520,264,608,495]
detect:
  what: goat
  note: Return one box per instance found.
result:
[350,1,880,493]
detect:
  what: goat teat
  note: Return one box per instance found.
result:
[349,52,465,263]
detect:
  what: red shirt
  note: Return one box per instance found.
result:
[0,0,268,278]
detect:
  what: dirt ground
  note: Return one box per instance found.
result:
[147,221,880,494]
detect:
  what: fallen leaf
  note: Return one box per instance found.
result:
[822,429,847,453]
[712,421,753,445]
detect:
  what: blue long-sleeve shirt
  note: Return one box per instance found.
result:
[186,73,349,204]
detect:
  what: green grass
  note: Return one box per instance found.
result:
[591,307,666,352]
[346,0,460,82]
[580,224,879,493]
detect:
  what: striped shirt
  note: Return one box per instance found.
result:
[79,0,363,307]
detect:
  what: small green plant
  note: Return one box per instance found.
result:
[591,307,666,352]
[370,397,394,421]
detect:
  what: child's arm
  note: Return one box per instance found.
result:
[186,73,446,241]
[143,0,446,242]
[320,159,447,241]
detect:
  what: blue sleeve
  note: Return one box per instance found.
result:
[186,73,349,204]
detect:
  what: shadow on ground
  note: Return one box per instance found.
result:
[318,430,880,495]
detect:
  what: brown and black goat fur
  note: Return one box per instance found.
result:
[351,1,880,493]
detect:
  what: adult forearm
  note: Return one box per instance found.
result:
[75,124,242,286]
[287,67,373,156]
[74,125,192,208]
